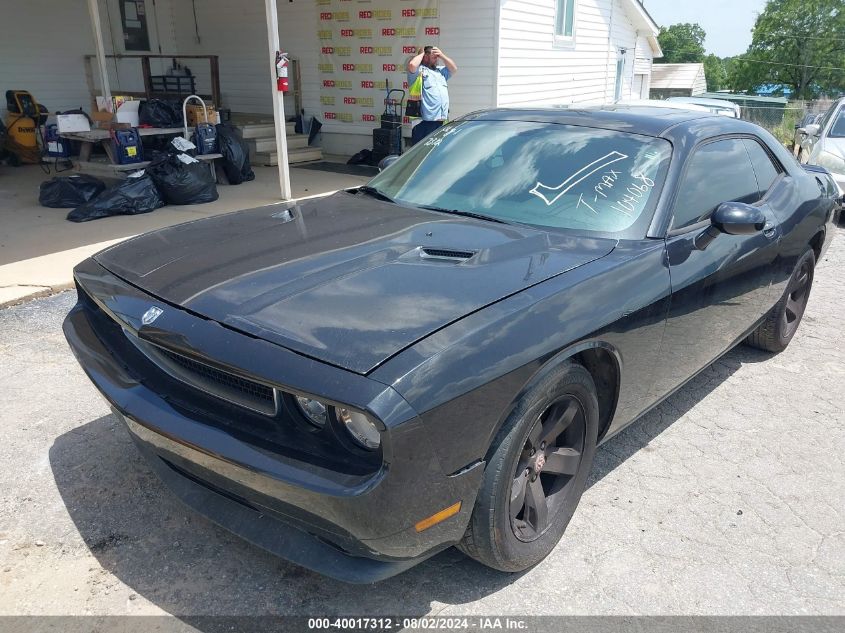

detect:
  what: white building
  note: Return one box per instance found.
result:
[1,0,661,191]
[649,63,708,99]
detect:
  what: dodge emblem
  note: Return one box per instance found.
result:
[141,306,163,326]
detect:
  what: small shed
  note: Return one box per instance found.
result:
[649,63,707,99]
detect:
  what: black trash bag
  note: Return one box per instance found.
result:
[216,124,255,185]
[39,174,106,208]
[308,116,323,146]
[139,99,181,127]
[67,173,164,222]
[347,148,373,165]
[147,154,218,205]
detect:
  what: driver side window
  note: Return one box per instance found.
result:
[671,138,760,231]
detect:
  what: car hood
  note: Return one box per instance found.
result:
[95,192,616,374]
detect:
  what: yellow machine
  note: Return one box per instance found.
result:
[3,90,46,165]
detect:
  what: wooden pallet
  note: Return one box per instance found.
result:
[247,135,309,153]
[254,147,323,166]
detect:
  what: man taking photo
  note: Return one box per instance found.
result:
[406,45,458,145]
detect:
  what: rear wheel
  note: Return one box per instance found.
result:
[459,361,598,572]
[746,248,815,353]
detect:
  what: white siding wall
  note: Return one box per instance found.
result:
[170,0,275,115]
[0,1,106,115]
[633,35,651,74]
[0,0,194,117]
[439,0,498,117]
[691,69,707,96]
[497,0,644,107]
[632,34,652,98]
[290,0,496,155]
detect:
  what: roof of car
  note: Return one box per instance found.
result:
[463,105,720,137]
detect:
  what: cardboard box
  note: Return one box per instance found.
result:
[115,100,140,127]
[91,110,114,124]
[185,103,219,127]
[96,95,136,113]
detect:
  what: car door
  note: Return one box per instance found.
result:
[649,137,783,399]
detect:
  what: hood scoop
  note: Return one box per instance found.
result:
[420,247,477,262]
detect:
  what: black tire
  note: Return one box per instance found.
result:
[746,248,815,353]
[459,361,599,572]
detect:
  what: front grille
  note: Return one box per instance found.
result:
[159,347,276,404]
[128,335,279,416]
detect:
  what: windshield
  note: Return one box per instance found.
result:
[367,120,672,237]
[828,107,845,138]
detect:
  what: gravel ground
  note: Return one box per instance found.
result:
[0,226,843,618]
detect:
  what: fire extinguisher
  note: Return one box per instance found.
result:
[276,51,289,92]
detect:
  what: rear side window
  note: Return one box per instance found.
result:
[743,138,780,197]
[672,138,760,231]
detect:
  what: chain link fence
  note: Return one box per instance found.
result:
[746,99,835,147]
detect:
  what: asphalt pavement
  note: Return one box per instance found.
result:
[0,227,843,618]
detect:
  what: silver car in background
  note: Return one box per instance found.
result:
[793,112,822,156]
[801,97,845,196]
[667,96,741,118]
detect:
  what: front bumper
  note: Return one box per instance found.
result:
[828,170,845,202]
[63,259,484,582]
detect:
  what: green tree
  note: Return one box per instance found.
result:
[656,23,707,64]
[703,54,728,91]
[725,54,750,92]
[735,0,845,98]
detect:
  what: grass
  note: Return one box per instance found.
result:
[764,106,804,148]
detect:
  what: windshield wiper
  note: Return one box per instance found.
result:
[418,205,508,224]
[357,185,396,204]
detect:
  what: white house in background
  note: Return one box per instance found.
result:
[649,63,708,99]
[495,0,663,109]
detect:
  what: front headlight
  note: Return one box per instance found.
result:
[295,396,328,427]
[815,149,845,176]
[336,407,381,450]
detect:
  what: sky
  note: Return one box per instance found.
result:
[640,0,768,57]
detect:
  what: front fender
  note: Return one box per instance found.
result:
[371,241,670,475]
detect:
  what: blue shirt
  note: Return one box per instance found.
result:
[408,65,450,121]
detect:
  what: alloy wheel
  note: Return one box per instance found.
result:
[783,259,812,337]
[510,396,586,542]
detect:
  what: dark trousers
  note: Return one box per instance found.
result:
[411,120,444,146]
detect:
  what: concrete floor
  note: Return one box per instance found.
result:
[0,227,843,618]
[0,162,370,306]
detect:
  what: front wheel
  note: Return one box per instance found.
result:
[746,248,815,353]
[459,361,599,572]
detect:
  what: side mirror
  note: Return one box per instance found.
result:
[378,155,400,171]
[804,123,821,137]
[694,202,766,250]
[711,201,766,235]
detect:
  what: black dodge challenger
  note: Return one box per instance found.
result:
[64,106,841,582]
